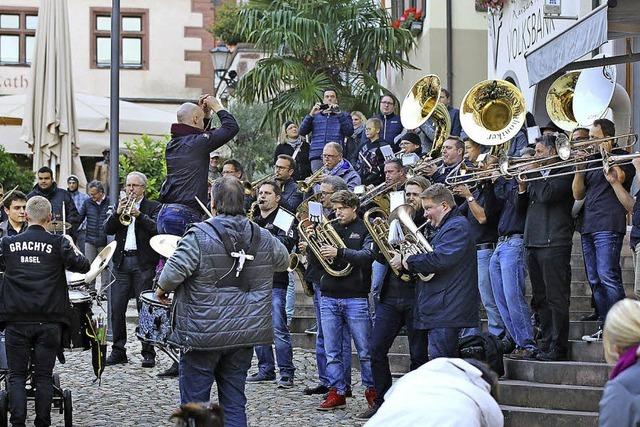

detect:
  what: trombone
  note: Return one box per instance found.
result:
[243,173,276,195]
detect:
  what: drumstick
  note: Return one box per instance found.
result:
[195,196,213,219]
[62,201,66,236]
[0,185,18,206]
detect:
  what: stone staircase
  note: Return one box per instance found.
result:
[289,232,637,426]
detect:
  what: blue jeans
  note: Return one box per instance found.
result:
[254,288,295,379]
[477,247,506,337]
[371,297,428,406]
[313,284,351,388]
[581,231,625,323]
[320,296,373,394]
[179,347,253,427]
[490,237,536,350]
[427,327,461,359]
[285,272,296,323]
[370,262,387,317]
[157,203,203,236]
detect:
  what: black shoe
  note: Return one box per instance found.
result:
[509,348,538,360]
[157,362,179,378]
[536,348,568,362]
[105,352,128,366]
[141,355,156,368]
[246,372,276,382]
[357,404,379,419]
[580,312,599,321]
[303,384,329,395]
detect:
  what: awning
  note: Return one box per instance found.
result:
[525,5,608,87]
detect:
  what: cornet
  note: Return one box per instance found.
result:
[297,167,325,193]
[119,193,136,226]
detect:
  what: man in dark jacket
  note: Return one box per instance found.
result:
[393,184,479,359]
[247,181,296,387]
[317,190,376,411]
[371,95,403,149]
[274,154,303,213]
[0,196,90,427]
[299,89,354,172]
[79,180,110,291]
[317,143,361,192]
[0,190,27,238]
[157,176,289,427]
[27,166,80,238]
[104,172,160,367]
[158,94,239,236]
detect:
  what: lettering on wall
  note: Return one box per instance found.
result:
[0,71,29,94]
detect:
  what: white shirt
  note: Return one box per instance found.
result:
[124,198,142,251]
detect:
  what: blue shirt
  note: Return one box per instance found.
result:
[582,149,635,235]
[458,182,501,245]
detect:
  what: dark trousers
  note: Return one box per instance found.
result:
[5,323,61,427]
[424,327,460,360]
[111,254,155,358]
[179,347,253,427]
[527,246,571,353]
[371,297,428,407]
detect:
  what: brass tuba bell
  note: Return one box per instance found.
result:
[546,71,580,132]
[459,79,526,146]
[400,74,451,157]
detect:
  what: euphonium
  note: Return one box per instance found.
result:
[363,207,411,281]
[288,253,313,296]
[389,204,434,282]
[297,215,352,277]
[297,167,325,193]
[119,193,136,226]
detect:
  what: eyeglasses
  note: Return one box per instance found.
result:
[126,183,144,188]
[322,154,338,158]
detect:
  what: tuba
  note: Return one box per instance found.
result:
[119,193,136,226]
[297,167,325,193]
[363,207,411,281]
[459,79,526,146]
[400,74,451,159]
[546,71,580,132]
[388,204,434,282]
[297,212,352,277]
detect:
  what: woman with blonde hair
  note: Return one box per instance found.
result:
[344,111,367,166]
[273,121,311,181]
[599,298,640,426]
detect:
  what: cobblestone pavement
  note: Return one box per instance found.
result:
[24,322,368,427]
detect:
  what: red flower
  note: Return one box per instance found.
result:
[391,20,401,29]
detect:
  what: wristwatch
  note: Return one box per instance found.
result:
[467,196,475,203]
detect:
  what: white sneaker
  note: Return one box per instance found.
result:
[582,328,603,342]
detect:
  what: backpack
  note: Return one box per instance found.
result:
[458,333,504,377]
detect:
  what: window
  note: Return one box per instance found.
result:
[90,8,148,70]
[0,8,38,65]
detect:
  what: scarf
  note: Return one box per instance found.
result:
[610,344,640,379]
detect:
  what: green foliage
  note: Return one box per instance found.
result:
[225,100,275,180]
[0,146,36,193]
[208,2,245,46]
[234,0,416,130]
[118,135,168,200]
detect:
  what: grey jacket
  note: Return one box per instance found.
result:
[158,215,289,352]
[599,360,640,427]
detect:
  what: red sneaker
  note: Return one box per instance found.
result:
[365,387,377,408]
[317,388,346,411]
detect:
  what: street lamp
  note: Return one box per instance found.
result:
[210,44,237,95]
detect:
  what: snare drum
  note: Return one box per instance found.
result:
[136,290,173,346]
[65,271,86,289]
[64,290,93,351]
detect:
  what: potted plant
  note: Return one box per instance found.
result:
[392,7,424,36]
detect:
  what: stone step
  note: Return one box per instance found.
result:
[570,340,604,363]
[503,359,609,387]
[499,380,602,413]
[501,405,598,427]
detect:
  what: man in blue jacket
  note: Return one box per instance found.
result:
[299,89,353,172]
[158,95,239,236]
[371,95,403,149]
[391,183,479,358]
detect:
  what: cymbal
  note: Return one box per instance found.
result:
[85,241,117,284]
[47,220,71,232]
[150,234,181,258]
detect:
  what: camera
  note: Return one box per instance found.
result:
[319,104,340,114]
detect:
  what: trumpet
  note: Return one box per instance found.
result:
[297,215,352,277]
[243,173,277,196]
[119,193,136,226]
[297,167,325,193]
